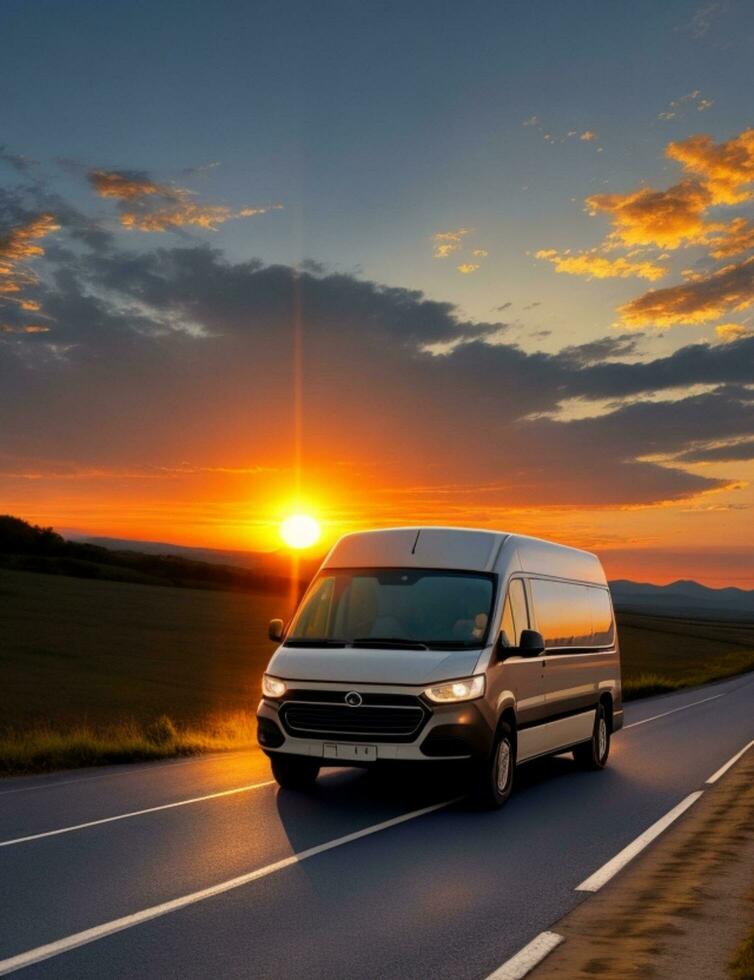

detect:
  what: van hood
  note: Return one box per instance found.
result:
[266,645,487,686]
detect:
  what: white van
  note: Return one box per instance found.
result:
[257,527,622,807]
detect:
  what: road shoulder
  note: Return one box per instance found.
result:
[531,748,754,980]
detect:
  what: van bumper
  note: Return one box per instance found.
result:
[256,695,495,764]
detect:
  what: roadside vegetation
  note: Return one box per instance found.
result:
[618,612,754,699]
[729,924,754,980]
[2,563,753,776]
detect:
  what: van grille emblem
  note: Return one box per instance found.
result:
[345,691,362,707]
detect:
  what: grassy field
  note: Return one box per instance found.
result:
[1,567,753,774]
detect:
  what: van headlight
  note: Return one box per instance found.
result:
[262,675,287,699]
[424,675,485,703]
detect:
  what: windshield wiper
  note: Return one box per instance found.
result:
[424,640,484,649]
[351,637,429,650]
[283,639,348,648]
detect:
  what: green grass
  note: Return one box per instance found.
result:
[729,925,754,980]
[1,567,753,775]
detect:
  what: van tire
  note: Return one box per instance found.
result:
[470,722,515,809]
[573,702,610,770]
[270,754,320,790]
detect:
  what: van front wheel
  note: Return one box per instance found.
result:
[573,702,610,770]
[270,754,320,790]
[471,723,515,809]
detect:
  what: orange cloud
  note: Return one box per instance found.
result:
[580,131,598,141]
[715,322,752,342]
[0,213,59,263]
[0,324,50,334]
[586,179,715,250]
[619,256,754,328]
[666,128,754,206]
[89,170,165,200]
[0,213,59,324]
[88,168,282,232]
[457,263,480,274]
[120,201,281,232]
[707,217,754,258]
[536,248,668,281]
[433,227,471,258]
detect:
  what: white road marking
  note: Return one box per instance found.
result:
[0,780,275,848]
[485,931,564,980]
[576,791,704,892]
[0,797,460,976]
[706,739,754,784]
[623,693,724,730]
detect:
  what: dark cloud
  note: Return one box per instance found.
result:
[0,146,39,176]
[674,438,754,463]
[2,187,753,509]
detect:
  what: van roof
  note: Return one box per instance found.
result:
[323,526,607,585]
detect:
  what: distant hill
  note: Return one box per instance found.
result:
[74,535,276,569]
[609,579,754,621]
[0,516,318,595]
[3,516,752,619]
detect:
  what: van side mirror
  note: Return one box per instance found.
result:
[518,629,545,657]
[268,618,285,642]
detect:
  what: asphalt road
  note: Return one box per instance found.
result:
[1,674,753,980]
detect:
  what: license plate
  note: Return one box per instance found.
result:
[323,743,377,762]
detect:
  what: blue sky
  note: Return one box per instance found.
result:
[4,0,752,336]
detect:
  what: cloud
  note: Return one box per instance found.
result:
[120,201,280,232]
[619,256,754,327]
[536,248,668,281]
[538,126,754,332]
[715,322,752,342]
[675,438,754,463]
[666,129,754,205]
[585,180,714,250]
[707,217,754,258]
[0,324,50,334]
[457,263,480,274]
[89,169,166,200]
[471,249,488,257]
[494,302,512,311]
[581,129,754,250]
[658,90,714,121]
[0,146,39,175]
[88,168,283,232]
[682,2,726,38]
[432,227,471,258]
[0,212,60,327]
[3,173,753,516]
[522,118,601,147]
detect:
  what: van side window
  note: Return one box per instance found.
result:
[530,579,614,650]
[530,579,591,649]
[589,588,615,646]
[500,578,529,646]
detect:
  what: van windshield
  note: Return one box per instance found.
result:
[285,568,495,649]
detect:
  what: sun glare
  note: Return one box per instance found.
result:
[280,514,321,549]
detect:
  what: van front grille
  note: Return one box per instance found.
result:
[279,697,427,742]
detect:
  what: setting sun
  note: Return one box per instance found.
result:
[280,514,321,550]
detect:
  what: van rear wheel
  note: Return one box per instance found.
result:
[573,702,610,770]
[471,722,515,809]
[270,754,320,790]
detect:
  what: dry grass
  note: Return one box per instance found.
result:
[729,924,754,980]
[0,711,257,776]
